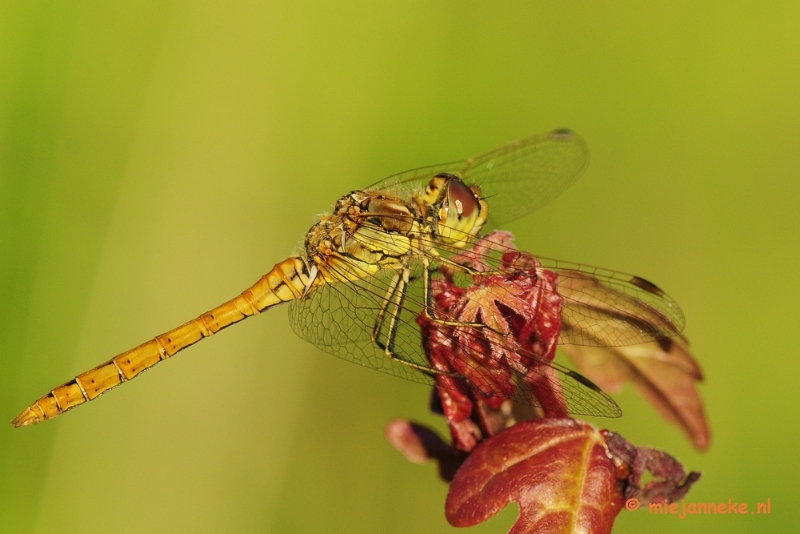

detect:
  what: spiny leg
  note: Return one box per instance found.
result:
[420,255,497,331]
[372,265,450,375]
[372,261,499,376]
[371,269,404,345]
[384,266,410,357]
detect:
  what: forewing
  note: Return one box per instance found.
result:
[537,258,685,346]
[367,130,589,227]
[461,129,589,227]
[287,249,625,417]
[366,159,467,196]
[409,232,685,346]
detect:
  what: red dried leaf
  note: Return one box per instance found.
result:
[562,338,710,450]
[387,231,705,532]
[446,419,623,534]
[554,268,709,450]
[419,233,570,451]
[431,381,515,453]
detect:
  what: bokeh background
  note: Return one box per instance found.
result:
[2,2,798,533]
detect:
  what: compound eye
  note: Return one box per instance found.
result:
[446,178,478,219]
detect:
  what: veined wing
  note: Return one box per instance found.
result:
[287,247,622,418]
[402,229,686,346]
[367,129,588,227]
[288,230,683,417]
[288,261,433,385]
[365,159,466,197]
[537,258,685,346]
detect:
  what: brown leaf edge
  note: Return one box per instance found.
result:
[562,337,710,451]
[603,430,702,505]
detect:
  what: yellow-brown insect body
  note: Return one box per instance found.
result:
[305,191,421,285]
[416,173,489,247]
[12,175,489,427]
[12,256,312,427]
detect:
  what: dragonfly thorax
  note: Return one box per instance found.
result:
[416,173,489,248]
[303,191,422,285]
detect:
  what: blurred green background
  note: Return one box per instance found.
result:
[2,2,798,533]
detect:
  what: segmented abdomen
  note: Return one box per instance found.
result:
[12,256,310,427]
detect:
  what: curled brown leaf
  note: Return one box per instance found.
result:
[561,337,710,450]
[556,269,709,450]
[603,430,702,504]
[384,419,466,482]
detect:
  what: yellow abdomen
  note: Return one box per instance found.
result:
[12,256,310,427]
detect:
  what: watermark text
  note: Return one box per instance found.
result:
[625,497,771,519]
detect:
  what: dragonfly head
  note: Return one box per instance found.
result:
[421,173,489,247]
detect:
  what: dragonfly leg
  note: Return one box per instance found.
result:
[371,265,453,376]
[371,269,403,344]
[420,256,500,332]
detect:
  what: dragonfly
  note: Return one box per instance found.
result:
[12,129,684,427]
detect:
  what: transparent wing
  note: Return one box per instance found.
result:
[365,159,467,197]
[459,129,589,226]
[367,129,589,227]
[288,263,433,385]
[289,132,680,417]
[287,257,624,418]
[539,259,685,346]
[409,231,685,345]
[288,232,683,418]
